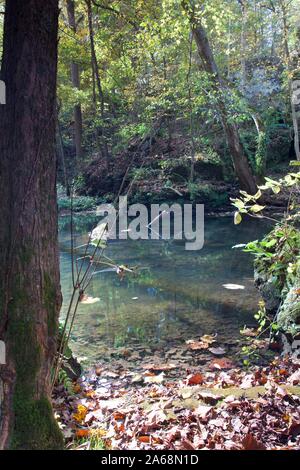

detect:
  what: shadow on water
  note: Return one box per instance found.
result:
[59,213,270,364]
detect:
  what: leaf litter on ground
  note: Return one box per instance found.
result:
[53,351,300,450]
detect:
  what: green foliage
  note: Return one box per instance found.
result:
[58,195,97,212]
[130,167,157,181]
[57,369,75,394]
[188,182,228,207]
[116,123,151,150]
[254,301,280,334]
[255,131,268,178]
[75,434,106,450]
[231,170,300,225]
[244,226,300,291]
[56,0,299,189]
[232,166,300,337]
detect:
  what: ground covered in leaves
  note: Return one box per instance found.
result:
[53,335,300,451]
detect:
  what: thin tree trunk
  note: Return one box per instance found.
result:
[191,21,257,193]
[291,48,300,161]
[227,16,232,79]
[86,0,109,168]
[238,0,247,93]
[0,0,63,449]
[291,104,300,161]
[56,120,70,196]
[67,0,83,163]
[187,36,196,182]
[279,0,290,64]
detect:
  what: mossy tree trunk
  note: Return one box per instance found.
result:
[0,0,63,449]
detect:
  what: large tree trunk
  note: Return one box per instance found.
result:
[67,0,83,164]
[188,17,257,194]
[0,0,63,449]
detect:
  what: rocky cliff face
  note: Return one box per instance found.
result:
[277,265,300,336]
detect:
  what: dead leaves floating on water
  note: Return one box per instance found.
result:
[79,294,100,305]
[208,347,227,356]
[186,334,217,351]
[209,358,235,370]
[240,327,258,337]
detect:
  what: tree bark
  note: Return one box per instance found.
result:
[67,0,83,163]
[0,0,63,449]
[191,21,257,194]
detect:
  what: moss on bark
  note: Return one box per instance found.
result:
[7,271,63,450]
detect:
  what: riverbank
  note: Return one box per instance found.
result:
[54,173,300,451]
[58,170,292,220]
[53,349,300,450]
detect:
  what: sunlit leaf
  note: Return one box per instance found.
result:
[250,204,265,213]
[234,211,242,225]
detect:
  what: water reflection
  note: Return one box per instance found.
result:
[59,214,269,364]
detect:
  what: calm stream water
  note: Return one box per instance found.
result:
[59,214,269,365]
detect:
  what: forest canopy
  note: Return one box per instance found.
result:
[53,0,300,192]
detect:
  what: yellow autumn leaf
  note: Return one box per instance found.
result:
[73,404,88,423]
[250,204,265,213]
[234,211,242,225]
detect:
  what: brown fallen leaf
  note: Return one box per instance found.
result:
[141,363,176,371]
[198,391,223,405]
[186,341,209,351]
[288,421,300,439]
[200,334,217,344]
[179,438,196,450]
[254,370,268,385]
[209,357,235,370]
[113,411,126,420]
[138,435,150,443]
[241,433,266,450]
[75,429,90,438]
[186,373,204,385]
[269,341,281,351]
[240,327,257,337]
